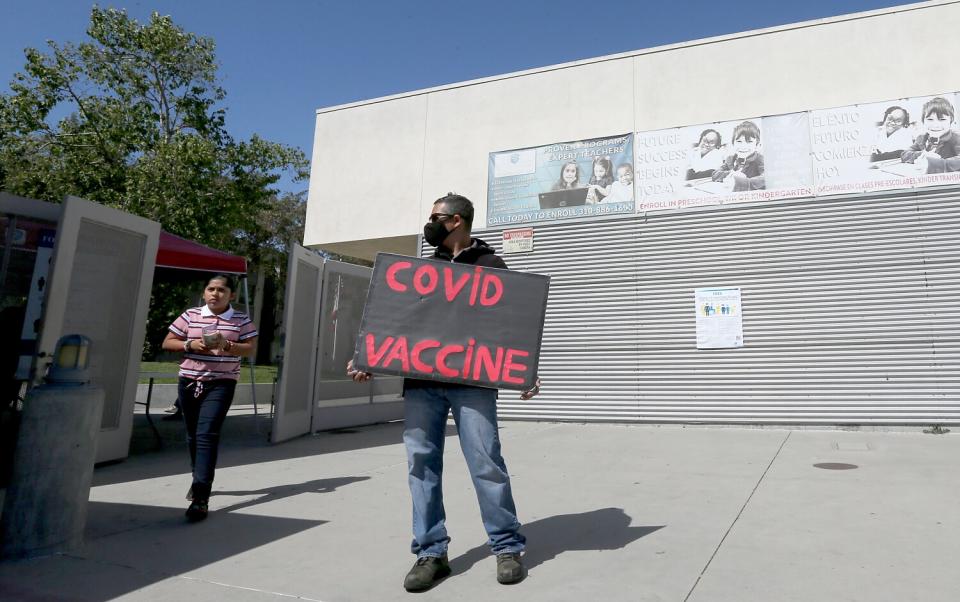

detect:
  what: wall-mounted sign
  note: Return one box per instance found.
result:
[354,253,550,390]
[486,91,960,229]
[809,92,960,195]
[487,134,635,227]
[502,228,534,254]
[636,114,813,212]
[636,91,960,213]
[695,287,743,349]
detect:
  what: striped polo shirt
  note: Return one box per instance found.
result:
[168,305,258,381]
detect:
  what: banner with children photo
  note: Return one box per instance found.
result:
[811,92,960,195]
[486,133,635,227]
[634,114,813,213]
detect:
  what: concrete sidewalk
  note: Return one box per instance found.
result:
[1,414,958,601]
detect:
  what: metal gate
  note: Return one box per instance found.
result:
[272,249,402,443]
[26,195,159,461]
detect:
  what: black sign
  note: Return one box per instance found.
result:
[353,253,549,390]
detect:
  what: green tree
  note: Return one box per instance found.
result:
[0,7,310,359]
[0,6,308,251]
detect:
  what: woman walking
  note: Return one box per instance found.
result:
[161,274,258,521]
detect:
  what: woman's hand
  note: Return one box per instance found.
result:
[188,339,212,353]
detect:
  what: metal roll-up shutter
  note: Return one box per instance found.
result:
[424,187,960,425]
[421,218,645,420]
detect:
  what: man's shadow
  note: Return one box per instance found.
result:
[214,476,371,513]
[450,507,663,574]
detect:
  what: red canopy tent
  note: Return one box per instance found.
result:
[156,231,247,274]
[152,231,260,421]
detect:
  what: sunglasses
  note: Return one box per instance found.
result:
[428,213,456,223]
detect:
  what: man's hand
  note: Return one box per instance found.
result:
[520,378,542,401]
[346,359,372,382]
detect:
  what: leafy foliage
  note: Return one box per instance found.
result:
[0,7,308,247]
[0,7,311,359]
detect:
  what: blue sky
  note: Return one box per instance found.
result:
[2,0,906,193]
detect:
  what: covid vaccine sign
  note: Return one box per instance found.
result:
[353,253,549,390]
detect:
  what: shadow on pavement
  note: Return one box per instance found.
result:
[215,475,371,513]
[96,417,457,487]
[1,494,338,601]
[129,412,409,455]
[450,508,664,574]
[84,475,370,541]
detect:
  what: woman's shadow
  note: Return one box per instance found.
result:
[450,507,663,573]
[214,476,371,513]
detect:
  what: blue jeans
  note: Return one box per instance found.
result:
[179,378,236,501]
[403,385,525,558]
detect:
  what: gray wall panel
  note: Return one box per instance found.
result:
[425,187,960,425]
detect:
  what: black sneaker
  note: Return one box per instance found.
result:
[185,500,208,522]
[496,552,525,584]
[403,555,451,592]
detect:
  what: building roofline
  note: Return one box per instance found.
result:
[315,0,956,116]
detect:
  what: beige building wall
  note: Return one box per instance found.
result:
[305,1,960,260]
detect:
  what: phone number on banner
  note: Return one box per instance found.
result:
[488,202,634,225]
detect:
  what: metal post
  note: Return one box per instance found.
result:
[0,335,103,560]
[242,275,261,437]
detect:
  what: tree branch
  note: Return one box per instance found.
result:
[150,63,174,143]
[63,79,118,167]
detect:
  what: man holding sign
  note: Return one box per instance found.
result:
[348,193,542,592]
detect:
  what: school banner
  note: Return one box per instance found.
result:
[487,134,634,226]
[634,91,960,213]
[811,92,960,195]
[635,114,813,213]
[353,253,550,390]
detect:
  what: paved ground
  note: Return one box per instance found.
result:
[1,410,958,601]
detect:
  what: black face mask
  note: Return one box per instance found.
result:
[423,220,452,247]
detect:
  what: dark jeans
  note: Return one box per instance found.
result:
[178,378,236,501]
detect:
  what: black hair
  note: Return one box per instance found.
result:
[590,156,614,180]
[434,192,474,229]
[698,128,722,147]
[207,273,237,292]
[881,105,910,126]
[732,120,761,142]
[921,96,955,121]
